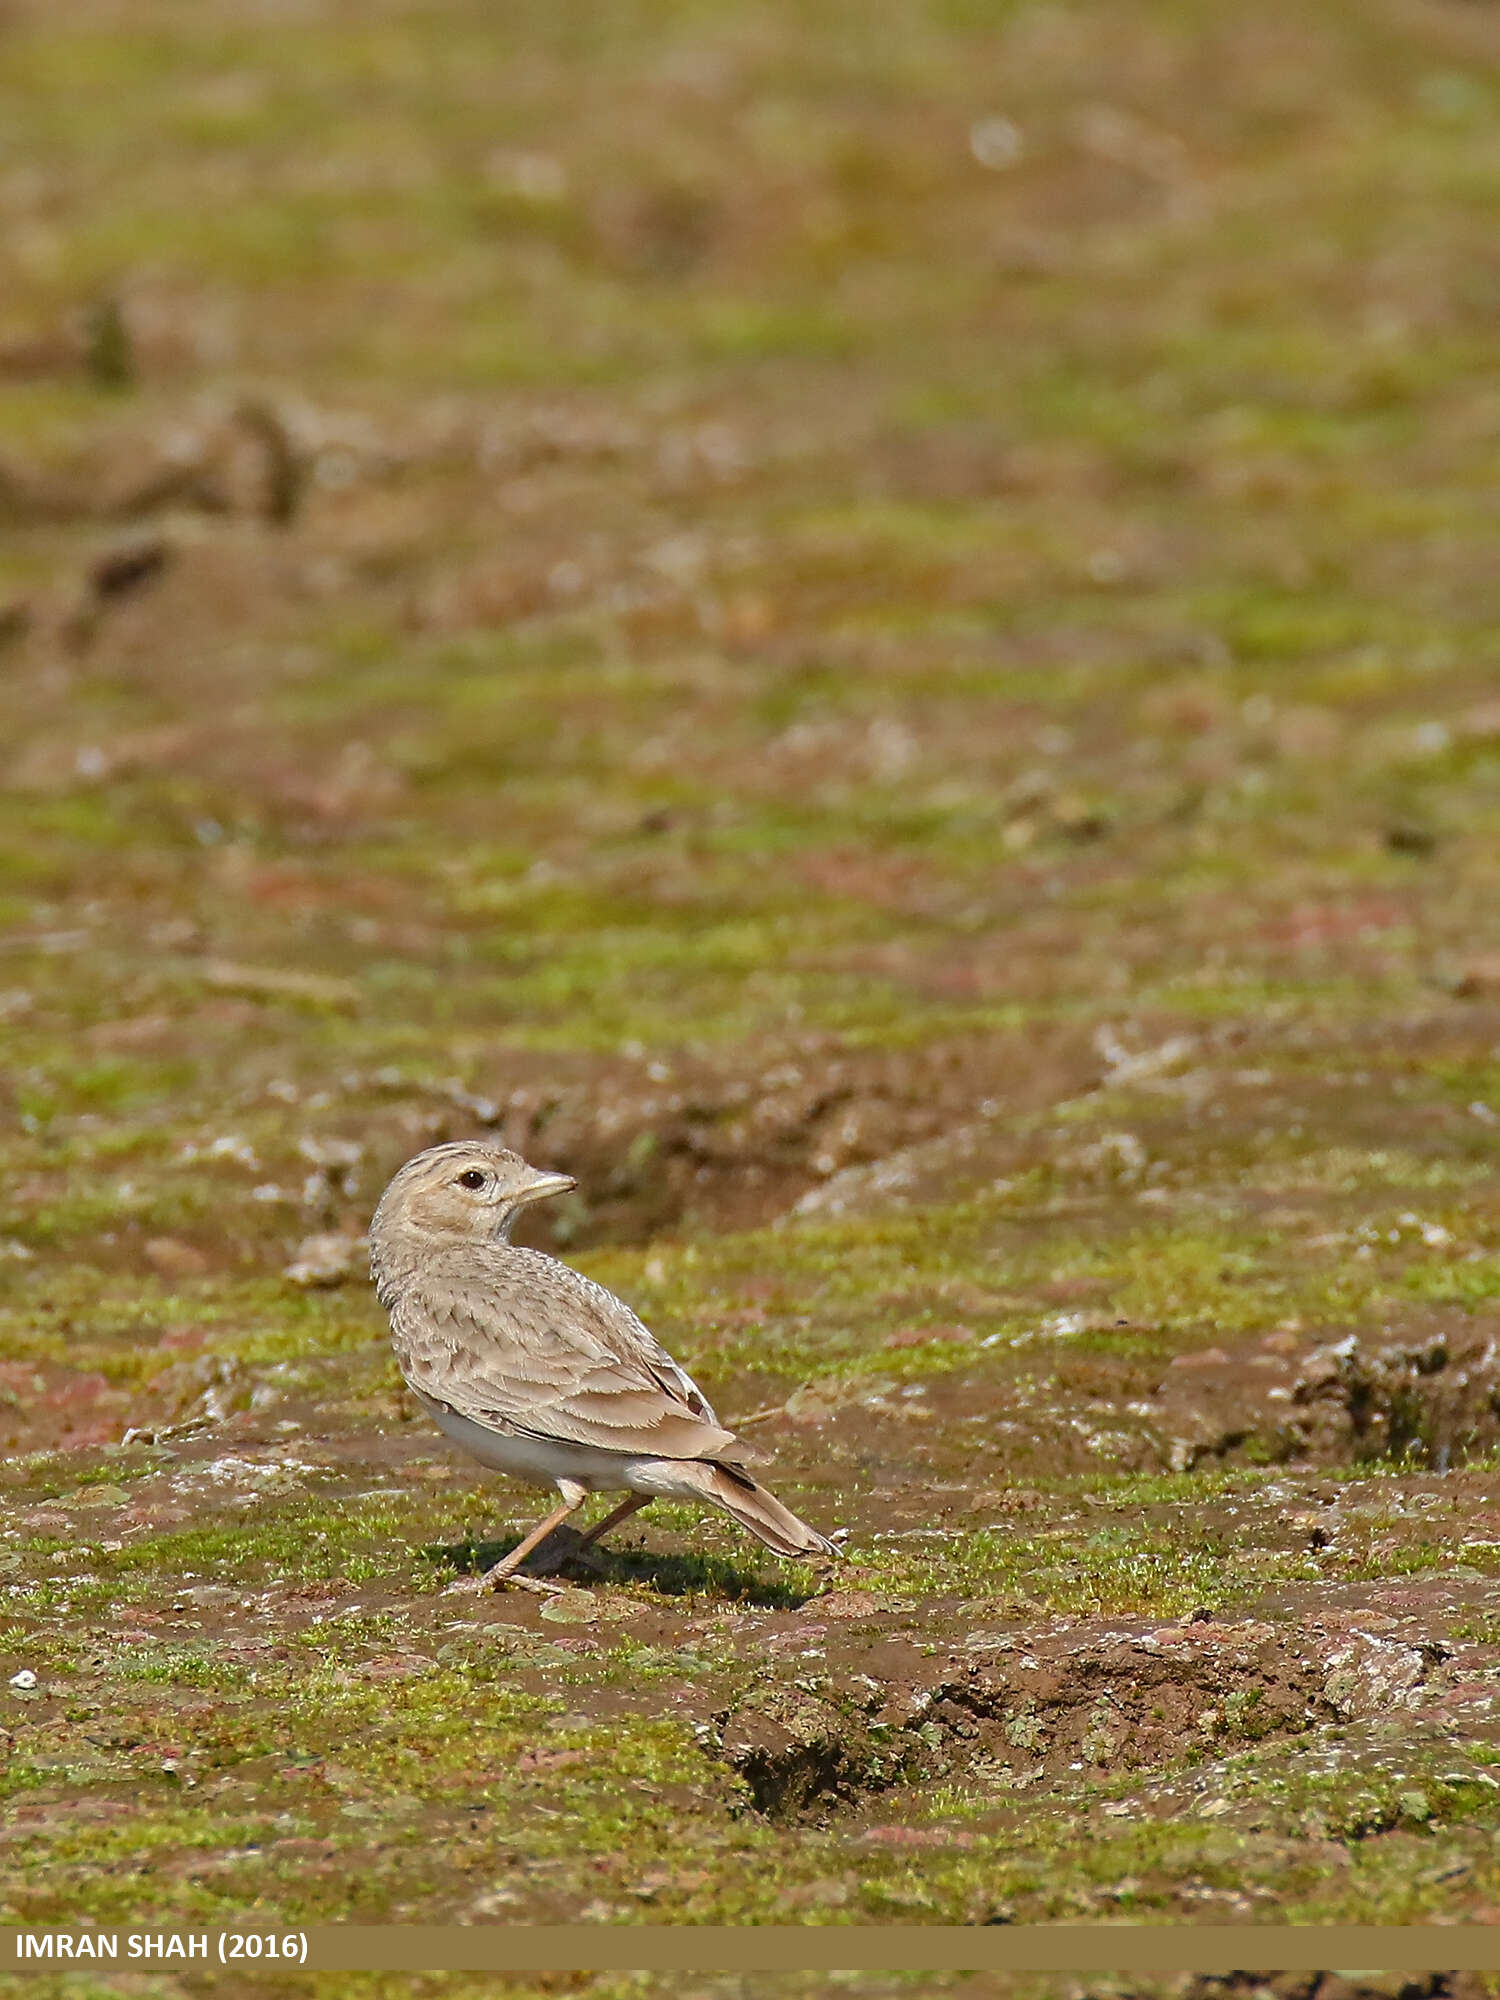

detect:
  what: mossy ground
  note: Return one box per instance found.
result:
[5,0,1500,1990]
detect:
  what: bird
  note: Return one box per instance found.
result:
[368,1140,837,1590]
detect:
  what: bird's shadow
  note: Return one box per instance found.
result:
[427,1531,817,1610]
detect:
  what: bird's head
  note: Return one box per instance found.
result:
[370,1141,576,1250]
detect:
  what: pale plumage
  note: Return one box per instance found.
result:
[369,1141,835,1587]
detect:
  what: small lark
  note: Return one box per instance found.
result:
[369,1141,836,1589]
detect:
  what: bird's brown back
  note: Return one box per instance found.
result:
[374,1234,740,1464]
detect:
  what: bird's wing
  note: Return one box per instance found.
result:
[390,1255,738,1463]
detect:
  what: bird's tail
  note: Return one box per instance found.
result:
[670,1458,836,1560]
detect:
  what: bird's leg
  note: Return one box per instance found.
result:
[486,1488,586,1589]
[516,1494,652,1577]
[528,1493,653,1577]
[573,1493,651,1554]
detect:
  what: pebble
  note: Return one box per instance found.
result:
[285,1232,367,1287]
[536,1592,599,1625]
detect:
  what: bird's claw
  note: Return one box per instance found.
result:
[443,1572,492,1598]
[444,1568,566,1598]
[490,1571,567,1596]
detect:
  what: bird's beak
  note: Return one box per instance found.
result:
[514,1170,577,1209]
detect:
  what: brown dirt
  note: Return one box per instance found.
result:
[715,1576,1492,1823]
[1152,1320,1500,1475]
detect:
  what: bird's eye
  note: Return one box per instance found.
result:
[456,1169,487,1191]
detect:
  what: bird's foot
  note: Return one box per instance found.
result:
[443,1568,567,1598]
[488,1570,568,1596]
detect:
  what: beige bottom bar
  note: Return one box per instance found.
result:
[7,1925,1500,1974]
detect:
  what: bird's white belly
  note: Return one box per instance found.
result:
[417,1394,637,1493]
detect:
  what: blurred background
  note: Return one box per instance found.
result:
[5,0,1500,1303]
[6,0,1500,1250]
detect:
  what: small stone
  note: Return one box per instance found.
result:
[539,1591,601,1625]
[514,1747,587,1774]
[144,1237,209,1280]
[8,1669,36,1690]
[1460,697,1500,741]
[470,1887,523,1915]
[1452,953,1500,998]
[886,1323,973,1349]
[359,1652,437,1681]
[1050,791,1111,838]
[1385,823,1436,856]
[285,1232,367,1287]
[810,1590,882,1620]
[90,537,168,601]
[201,960,359,1009]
